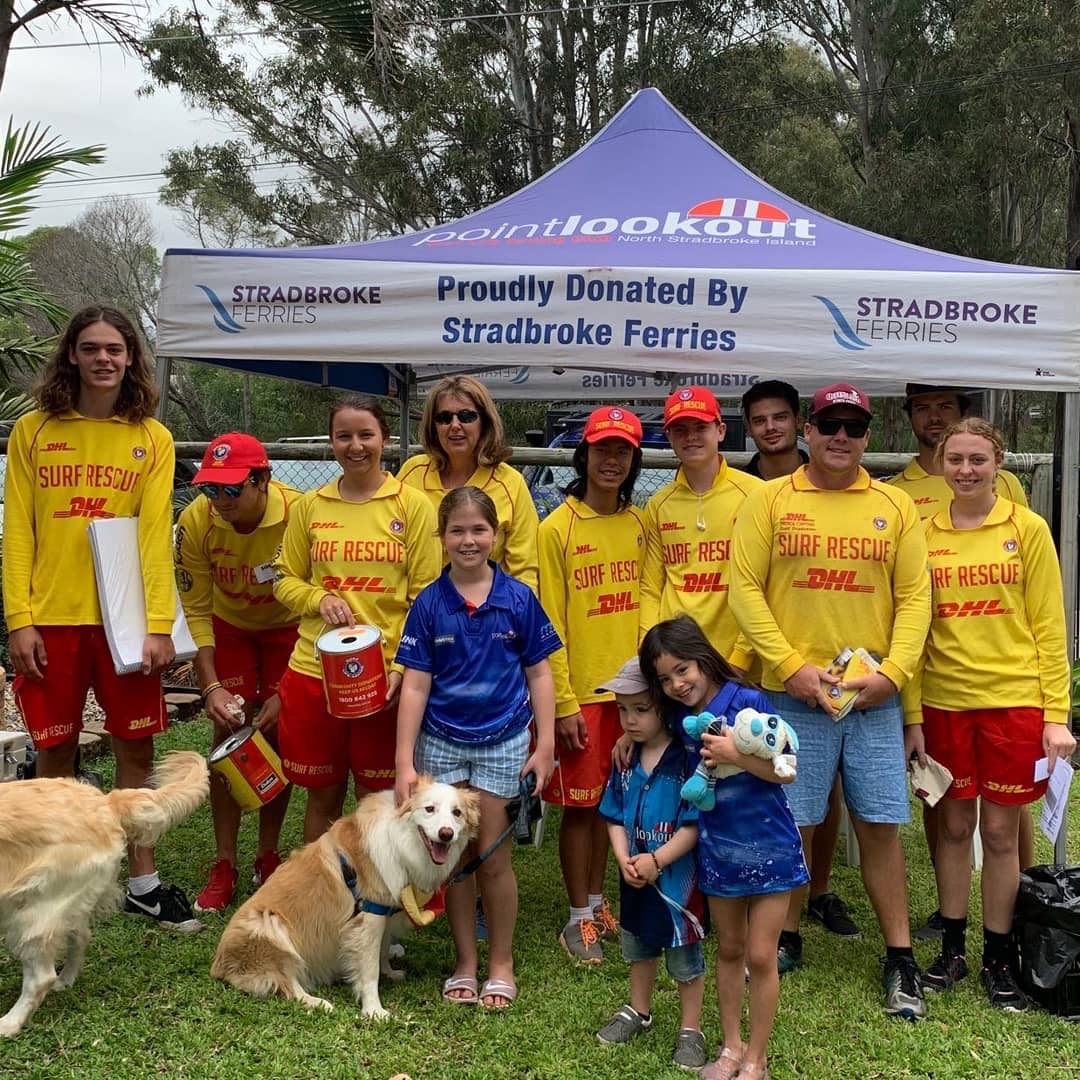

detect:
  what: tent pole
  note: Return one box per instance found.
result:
[1054,391,1079,864]
[397,366,411,462]
[154,353,173,423]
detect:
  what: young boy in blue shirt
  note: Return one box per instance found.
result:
[596,657,708,1071]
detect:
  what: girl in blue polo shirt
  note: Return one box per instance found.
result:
[395,486,559,1011]
[640,615,807,1080]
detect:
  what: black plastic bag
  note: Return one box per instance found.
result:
[1014,864,1080,1017]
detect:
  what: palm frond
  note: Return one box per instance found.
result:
[0,388,35,425]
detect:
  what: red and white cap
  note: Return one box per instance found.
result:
[582,406,642,447]
[809,382,872,420]
[664,386,722,427]
[193,432,270,484]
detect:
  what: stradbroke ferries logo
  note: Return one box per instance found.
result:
[132,446,147,460]
[412,197,816,248]
[343,658,363,679]
[213,443,231,461]
[813,293,1040,353]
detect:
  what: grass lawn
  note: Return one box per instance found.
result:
[2,717,1078,1079]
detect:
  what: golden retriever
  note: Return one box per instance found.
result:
[0,751,209,1037]
[211,777,479,1018]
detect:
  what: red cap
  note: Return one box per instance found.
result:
[809,382,872,420]
[664,386,722,427]
[582,406,642,447]
[193,432,270,484]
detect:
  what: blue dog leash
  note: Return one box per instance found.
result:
[337,853,400,918]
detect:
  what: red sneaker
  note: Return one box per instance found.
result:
[194,859,238,913]
[252,850,282,887]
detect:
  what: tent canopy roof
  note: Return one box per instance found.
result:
[167,89,1060,275]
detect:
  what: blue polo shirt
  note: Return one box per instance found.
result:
[599,739,707,949]
[396,564,561,745]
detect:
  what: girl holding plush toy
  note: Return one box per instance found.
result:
[640,615,807,1080]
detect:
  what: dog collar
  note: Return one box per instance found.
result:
[337,853,400,918]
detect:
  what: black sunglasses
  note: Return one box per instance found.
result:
[813,417,870,438]
[434,409,480,426]
[199,476,257,499]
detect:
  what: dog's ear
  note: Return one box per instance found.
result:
[458,787,482,837]
[397,774,436,817]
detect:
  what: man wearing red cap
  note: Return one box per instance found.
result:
[639,386,762,662]
[175,433,302,912]
[732,383,931,1020]
[539,406,648,963]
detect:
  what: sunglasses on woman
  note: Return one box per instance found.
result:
[434,409,480,426]
[813,417,870,438]
[198,476,257,499]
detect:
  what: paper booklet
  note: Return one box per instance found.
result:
[87,517,197,675]
[909,755,954,807]
[824,647,881,720]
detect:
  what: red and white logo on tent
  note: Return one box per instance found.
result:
[687,198,789,222]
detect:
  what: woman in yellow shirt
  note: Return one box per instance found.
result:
[904,418,1075,1011]
[274,395,440,842]
[398,374,539,592]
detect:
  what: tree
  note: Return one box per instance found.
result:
[0,120,104,380]
[141,2,829,246]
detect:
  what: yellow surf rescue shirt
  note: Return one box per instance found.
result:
[731,466,930,693]
[274,473,440,679]
[888,459,1027,520]
[2,410,176,633]
[538,496,647,717]
[175,480,302,646]
[639,459,762,660]
[398,454,539,592]
[902,497,1070,725]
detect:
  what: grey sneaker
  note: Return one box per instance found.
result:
[597,1004,651,1044]
[672,1028,707,1070]
[882,955,927,1021]
[560,917,603,964]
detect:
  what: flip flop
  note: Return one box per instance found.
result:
[441,974,479,1004]
[479,977,517,1009]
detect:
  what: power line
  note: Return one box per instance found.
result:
[9,0,694,51]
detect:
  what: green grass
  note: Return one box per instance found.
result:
[3,718,1078,1079]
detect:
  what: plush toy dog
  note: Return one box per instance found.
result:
[680,708,799,811]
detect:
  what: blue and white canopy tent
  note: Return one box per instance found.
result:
[157,92,1080,833]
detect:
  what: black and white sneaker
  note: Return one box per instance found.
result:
[981,960,1030,1012]
[923,951,969,993]
[882,955,927,1020]
[124,884,203,933]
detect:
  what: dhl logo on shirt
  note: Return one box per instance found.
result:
[935,598,1015,618]
[320,575,391,593]
[586,591,638,616]
[310,521,343,529]
[928,548,956,557]
[677,571,728,594]
[53,496,115,519]
[44,441,76,452]
[574,543,598,555]
[660,521,683,532]
[914,497,935,506]
[792,568,874,593]
[781,512,814,525]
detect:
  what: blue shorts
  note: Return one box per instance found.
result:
[765,692,909,827]
[620,928,705,983]
[414,726,529,800]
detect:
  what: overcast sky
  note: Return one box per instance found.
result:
[5,16,230,251]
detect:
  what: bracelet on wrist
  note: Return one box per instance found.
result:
[201,681,223,701]
[650,851,662,873]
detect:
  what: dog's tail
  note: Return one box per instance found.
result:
[106,751,210,848]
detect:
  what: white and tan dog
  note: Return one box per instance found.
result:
[0,751,210,1037]
[211,776,479,1018]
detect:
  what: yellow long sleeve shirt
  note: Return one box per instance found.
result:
[730,466,930,693]
[2,409,176,634]
[274,474,440,679]
[639,459,763,660]
[888,459,1027,521]
[398,454,539,592]
[901,497,1070,725]
[175,480,302,647]
[537,497,647,717]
